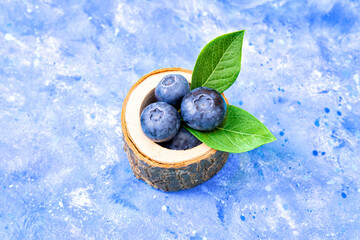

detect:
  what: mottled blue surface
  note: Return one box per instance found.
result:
[1,0,360,239]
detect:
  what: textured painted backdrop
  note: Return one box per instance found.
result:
[1,0,360,239]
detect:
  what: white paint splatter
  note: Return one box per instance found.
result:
[33,58,40,67]
[115,4,144,33]
[307,0,336,12]
[327,179,336,185]
[275,195,296,229]
[312,70,322,79]
[115,126,122,137]
[70,224,81,236]
[354,74,360,93]
[69,187,93,209]
[7,96,15,102]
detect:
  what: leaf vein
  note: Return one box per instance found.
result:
[201,33,243,88]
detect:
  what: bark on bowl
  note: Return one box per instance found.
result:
[121,68,229,191]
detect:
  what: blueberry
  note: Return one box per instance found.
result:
[181,87,227,131]
[155,74,190,108]
[140,102,180,142]
[165,127,202,150]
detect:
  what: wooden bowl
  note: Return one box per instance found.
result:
[121,68,229,191]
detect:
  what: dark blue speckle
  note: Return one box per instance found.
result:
[313,150,318,156]
[341,192,347,198]
[110,91,118,98]
[337,111,342,116]
[190,234,202,240]
[321,152,326,156]
[216,201,225,223]
[240,215,246,221]
[166,229,178,238]
[56,74,82,83]
[239,101,243,105]
[276,97,287,104]
[325,107,330,113]
[111,194,139,211]
[314,119,320,127]
[279,131,284,136]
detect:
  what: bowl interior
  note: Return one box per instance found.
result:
[139,88,156,116]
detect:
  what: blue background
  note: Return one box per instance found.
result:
[1,0,360,239]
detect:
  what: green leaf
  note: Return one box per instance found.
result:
[184,105,276,153]
[191,30,245,93]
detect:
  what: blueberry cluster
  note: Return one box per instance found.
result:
[140,74,227,150]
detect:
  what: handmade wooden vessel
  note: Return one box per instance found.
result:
[121,68,229,191]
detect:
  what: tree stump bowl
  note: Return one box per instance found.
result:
[121,68,229,191]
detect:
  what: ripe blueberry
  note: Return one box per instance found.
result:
[181,87,227,131]
[165,127,202,150]
[155,74,190,108]
[140,102,180,142]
